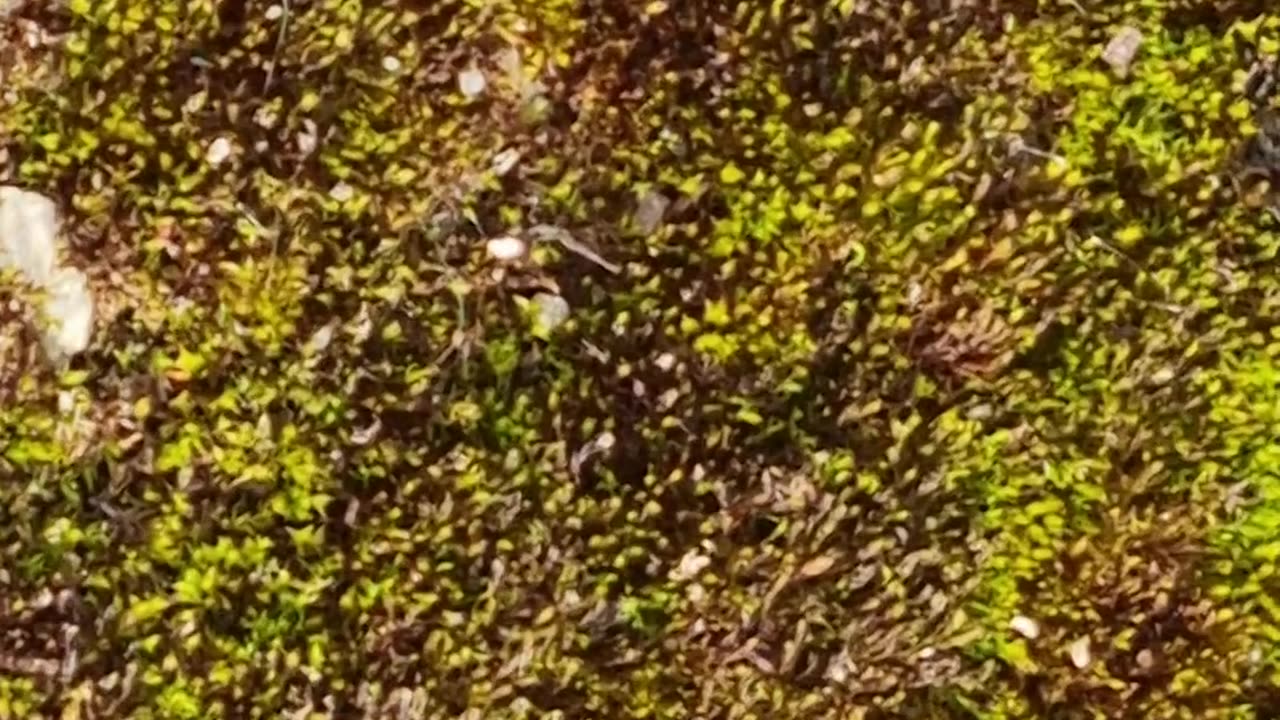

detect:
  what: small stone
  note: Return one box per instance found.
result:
[0,187,94,360]
[1136,649,1154,669]
[306,323,335,353]
[634,189,670,235]
[485,235,525,261]
[659,387,680,409]
[655,352,677,371]
[206,136,232,166]
[967,404,994,421]
[43,270,93,358]
[491,148,521,177]
[265,4,283,20]
[458,66,487,99]
[297,119,319,155]
[1009,615,1040,640]
[533,292,570,331]
[329,182,354,202]
[1069,636,1092,669]
[1102,26,1143,77]
[382,56,402,73]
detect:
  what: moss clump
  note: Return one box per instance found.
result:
[5,0,1280,718]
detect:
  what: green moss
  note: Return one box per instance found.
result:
[6,0,1280,717]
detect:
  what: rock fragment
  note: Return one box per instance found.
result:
[1069,636,1092,669]
[1102,27,1143,77]
[532,292,570,332]
[0,187,93,361]
[458,66,487,99]
[1009,615,1041,640]
[634,189,670,235]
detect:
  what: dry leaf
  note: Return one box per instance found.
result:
[799,554,836,578]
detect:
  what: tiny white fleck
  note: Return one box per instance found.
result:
[659,387,680,409]
[1069,636,1092,669]
[297,119,319,155]
[458,67,487,98]
[533,292,570,331]
[382,56,402,73]
[655,352,676,371]
[1102,26,1143,77]
[307,323,335,353]
[329,182,354,202]
[1009,615,1040,640]
[265,4,283,20]
[595,431,616,451]
[206,137,232,166]
[486,235,526,261]
[492,148,521,176]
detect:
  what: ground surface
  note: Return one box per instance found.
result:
[3,0,1280,718]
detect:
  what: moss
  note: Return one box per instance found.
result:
[5,0,1280,717]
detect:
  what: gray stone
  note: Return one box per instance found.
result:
[0,187,93,360]
[634,190,670,235]
[533,292,570,331]
[1102,27,1143,77]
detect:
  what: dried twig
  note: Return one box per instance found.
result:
[528,224,622,274]
[263,0,291,92]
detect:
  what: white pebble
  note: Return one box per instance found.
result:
[491,148,521,177]
[306,323,335,353]
[1069,636,1092,669]
[1009,615,1040,640]
[382,56,402,73]
[1102,26,1143,77]
[655,352,676,371]
[265,4,283,20]
[329,182,354,202]
[533,292,570,331]
[458,67,487,98]
[297,119,318,155]
[205,137,232,166]
[485,235,525,261]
